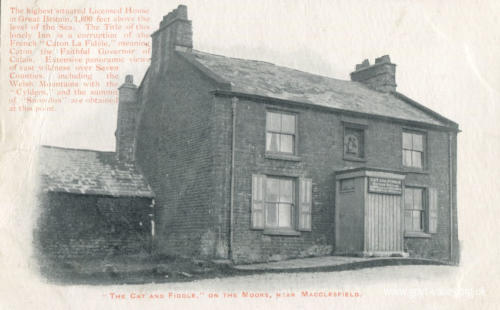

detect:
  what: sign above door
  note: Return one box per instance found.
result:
[368,177,402,195]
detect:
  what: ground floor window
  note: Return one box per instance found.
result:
[251,174,312,232]
[404,187,425,232]
[265,177,294,228]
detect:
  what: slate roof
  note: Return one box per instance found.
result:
[177,49,450,127]
[38,146,154,198]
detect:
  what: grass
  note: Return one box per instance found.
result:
[36,253,452,285]
[37,253,240,285]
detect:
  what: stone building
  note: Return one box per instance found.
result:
[39,4,460,265]
[119,5,460,264]
[35,146,154,263]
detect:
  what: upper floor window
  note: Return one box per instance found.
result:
[402,131,425,168]
[266,111,296,154]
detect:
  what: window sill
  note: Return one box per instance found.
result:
[265,153,302,162]
[402,168,429,175]
[343,156,366,163]
[263,229,301,236]
[404,231,432,238]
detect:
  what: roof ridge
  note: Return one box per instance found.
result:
[39,145,154,198]
[192,49,276,66]
[40,145,115,154]
[191,49,347,83]
[392,92,459,129]
[181,49,456,129]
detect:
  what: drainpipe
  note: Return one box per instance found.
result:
[229,97,238,260]
[448,132,453,262]
[150,199,155,255]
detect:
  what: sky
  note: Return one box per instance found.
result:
[23,0,499,154]
[1,0,500,306]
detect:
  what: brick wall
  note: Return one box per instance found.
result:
[135,52,228,258]
[452,132,459,264]
[213,95,457,263]
[33,192,152,263]
[403,129,454,261]
[131,34,457,263]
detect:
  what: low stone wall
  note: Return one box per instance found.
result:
[33,192,153,263]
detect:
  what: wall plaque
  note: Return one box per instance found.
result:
[368,177,402,195]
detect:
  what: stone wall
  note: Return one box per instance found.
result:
[33,192,152,263]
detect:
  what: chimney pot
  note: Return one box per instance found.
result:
[350,55,397,93]
[176,5,188,19]
[355,59,370,71]
[375,55,391,64]
[151,5,193,74]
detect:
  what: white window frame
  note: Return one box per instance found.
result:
[402,130,426,169]
[404,186,426,233]
[265,110,297,155]
[264,176,295,229]
[251,174,312,234]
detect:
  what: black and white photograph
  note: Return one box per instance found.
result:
[1,0,499,309]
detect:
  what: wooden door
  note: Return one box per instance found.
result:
[365,193,403,253]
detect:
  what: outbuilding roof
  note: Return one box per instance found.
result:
[38,146,154,198]
[177,49,455,128]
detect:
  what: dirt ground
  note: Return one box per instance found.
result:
[28,264,495,310]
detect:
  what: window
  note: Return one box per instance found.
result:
[404,187,425,232]
[344,126,364,160]
[266,111,296,154]
[265,177,294,228]
[402,131,425,168]
[251,175,312,232]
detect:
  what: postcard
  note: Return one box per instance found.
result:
[1,0,499,309]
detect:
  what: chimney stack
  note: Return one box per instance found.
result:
[151,5,193,74]
[115,74,139,163]
[350,55,396,93]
